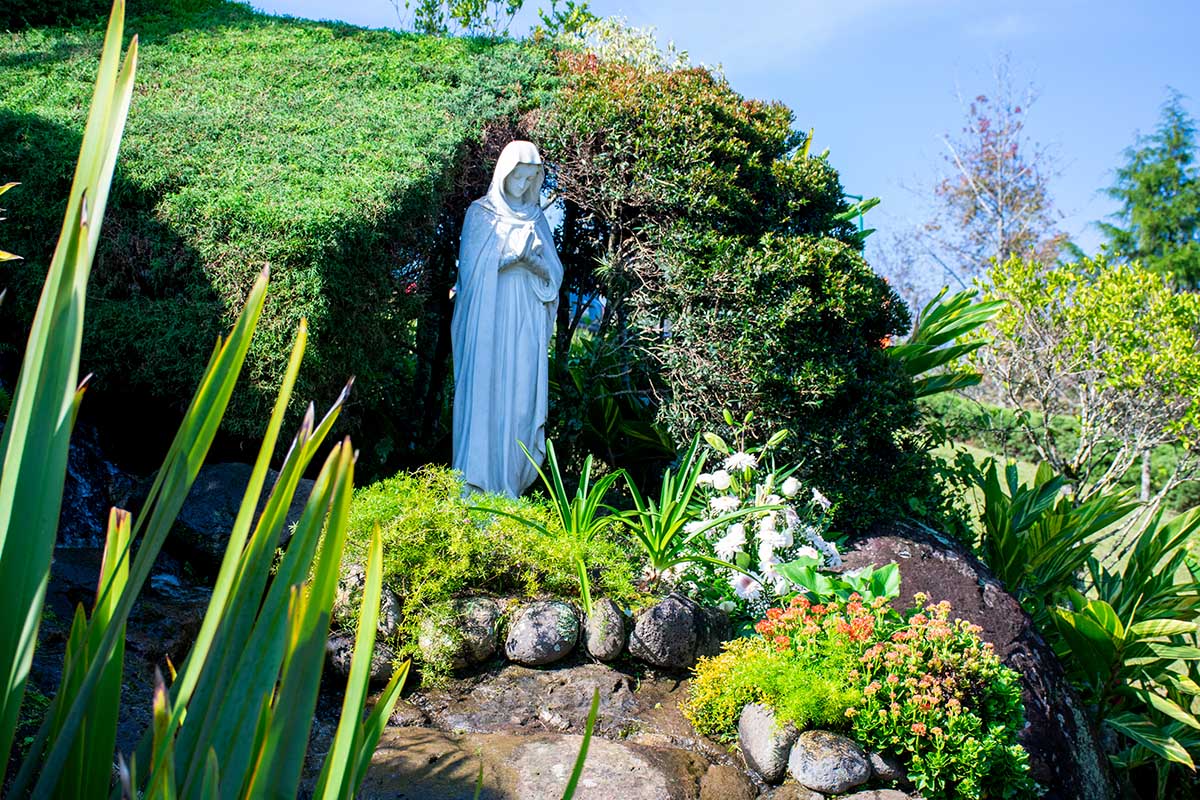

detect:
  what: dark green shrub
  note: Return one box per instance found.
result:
[658,233,933,531]
[344,466,642,679]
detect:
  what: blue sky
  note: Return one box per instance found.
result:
[250,1,1200,268]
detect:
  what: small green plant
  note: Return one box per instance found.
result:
[471,440,624,614]
[849,596,1034,800]
[775,559,901,606]
[686,592,1035,800]
[618,435,770,591]
[1051,507,1200,789]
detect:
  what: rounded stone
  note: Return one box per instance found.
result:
[585,598,628,661]
[334,563,403,639]
[868,750,908,784]
[456,597,504,664]
[325,634,396,683]
[505,600,580,666]
[738,703,799,784]
[787,729,871,794]
[699,763,755,800]
[628,593,699,670]
[840,791,916,800]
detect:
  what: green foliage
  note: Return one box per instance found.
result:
[969,458,1137,629]
[980,255,1200,510]
[472,440,624,613]
[685,636,857,742]
[926,393,1200,513]
[1051,509,1200,787]
[3,9,407,794]
[776,559,901,606]
[887,287,1004,398]
[850,598,1034,800]
[1101,91,1200,290]
[658,234,936,531]
[345,465,640,676]
[0,0,553,469]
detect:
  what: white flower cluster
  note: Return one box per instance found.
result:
[694,450,840,609]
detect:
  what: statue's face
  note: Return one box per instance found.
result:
[504,163,540,203]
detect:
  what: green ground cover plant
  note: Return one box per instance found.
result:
[685,592,1033,800]
[344,465,641,678]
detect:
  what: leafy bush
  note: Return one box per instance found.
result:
[685,636,857,742]
[685,594,1034,800]
[658,234,937,530]
[850,597,1034,800]
[344,466,641,675]
[0,0,553,470]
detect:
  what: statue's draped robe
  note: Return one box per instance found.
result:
[451,143,563,497]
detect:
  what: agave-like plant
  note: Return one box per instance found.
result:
[0,3,408,797]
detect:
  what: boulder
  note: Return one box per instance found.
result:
[786,729,870,794]
[326,634,397,684]
[505,600,579,666]
[585,598,628,661]
[840,521,1118,800]
[333,563,403,638]
[629,593,731,670]
[360,727,713,800]
[172,462,315,572]
[57,423,141,548]
[840,792,917,800]
[737,703,797,784]
[457,597,505,664]
[867,750,907,784]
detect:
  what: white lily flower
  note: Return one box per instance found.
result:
[811,488,832,511]
[724,451,758,471]
[711,469,732,491]
[781,476,801,497]
[710,495,741,514]
[730,573,763,600]
[696,472,714,488]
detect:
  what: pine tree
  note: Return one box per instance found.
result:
[1101,91,1200,289]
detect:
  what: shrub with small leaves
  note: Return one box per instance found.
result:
[849,595,1034,800]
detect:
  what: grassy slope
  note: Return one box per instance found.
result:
[0,0,550,455]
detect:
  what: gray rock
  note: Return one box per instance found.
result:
[172,462,314,572]
[333,563,403,639]
[868,750,908,784]
[840,791,916,800]
[628,593,699,670]
[585,598,628,661]
[325,634,397,684]
[360,727,710,800]
[694,603,732,659]
[787,729,871,794]
[738,703,798,784]
[764,786,823,800]
[505,600,579,666]
[457,597,505,664]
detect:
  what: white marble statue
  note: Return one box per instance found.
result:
[451,140,563,497]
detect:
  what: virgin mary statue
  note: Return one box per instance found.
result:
[451,141,563,497]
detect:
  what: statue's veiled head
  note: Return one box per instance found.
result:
[489,140,545,214]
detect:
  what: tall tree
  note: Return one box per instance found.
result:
[1100,90,1200,290]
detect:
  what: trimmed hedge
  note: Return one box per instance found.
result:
[0,0,551,467]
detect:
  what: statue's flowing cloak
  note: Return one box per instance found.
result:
[451,142,563,496]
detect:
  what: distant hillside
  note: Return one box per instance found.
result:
[0,0,551,466]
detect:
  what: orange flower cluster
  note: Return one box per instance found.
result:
[753,593,882,652]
